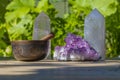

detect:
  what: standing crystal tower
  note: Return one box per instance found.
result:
[32,12,51,59]
[33,12,50,40]
[84,9,105,60]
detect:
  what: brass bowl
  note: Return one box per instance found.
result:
[11,40,49,61]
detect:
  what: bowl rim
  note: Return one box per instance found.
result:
[11,40,48,44]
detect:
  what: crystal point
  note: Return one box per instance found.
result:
[84,9,105,60]
[33,12,50,40]
[32,12,51,59]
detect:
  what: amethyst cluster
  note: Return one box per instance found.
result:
[53,33,101,61]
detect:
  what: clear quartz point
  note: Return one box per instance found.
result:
[33,12,50,40]
[32,12,51,59]
[84,9,105,60]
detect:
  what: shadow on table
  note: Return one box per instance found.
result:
[0,60,120,80]
[0,57,15,60]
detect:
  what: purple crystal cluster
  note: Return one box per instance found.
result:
[53,33,101,61]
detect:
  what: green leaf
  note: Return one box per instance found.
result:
[6,0,35,10]
[90,0,118,16]
[72,0,118,16]
[5,0,35,22]
[8,14,32,40]
[5,7,30,22]
[6,0,23,10]
[33,0,49,12]
[20,0,35,8]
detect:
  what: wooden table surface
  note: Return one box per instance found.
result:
[0,59,120,80]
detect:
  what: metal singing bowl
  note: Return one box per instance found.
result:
[11,40,49,61]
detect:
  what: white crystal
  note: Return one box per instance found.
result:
[32,12,50,40]
[84,8,105,60]
[32,12,51,59]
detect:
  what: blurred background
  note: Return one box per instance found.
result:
[0,0,120,59]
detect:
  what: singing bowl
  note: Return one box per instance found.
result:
[11,40,49,61]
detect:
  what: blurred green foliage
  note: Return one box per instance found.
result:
[0,0,119,58]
